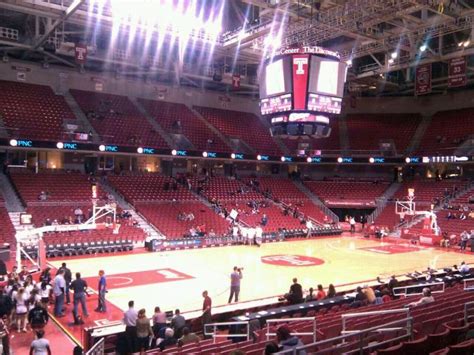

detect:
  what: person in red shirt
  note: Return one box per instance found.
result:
[316,284,326,300]
[201,291,212,337]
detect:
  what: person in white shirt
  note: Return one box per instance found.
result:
[15,288,28,332]
[460,261,470,274]
[52,270,66,317]
[30,330,51,355]
[255,226,263,247]
[406,288,434,308]
[349,217,356,233]
[305,220,313,238]
[37,281,52,310]
[247,227,256,246]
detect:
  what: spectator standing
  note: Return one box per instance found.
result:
[136,309,153,354]
[171,309,186,339]
[95,270,107,313]
[52,270,66,317]
[0,315,9,355]
[123,300,138,353]
[28,302,49,331]
[152,306,167,337]
[14,288,28,332]
[37,281,52,310]
[349,216,356,233]
[201,291,212,335]
[228,267,243,303]
[29,330,51,355]
[57,263,72,305]
[70,273,89,324]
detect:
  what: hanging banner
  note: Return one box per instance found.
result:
[292,54,309,109]
[448,57,466,88]
[232,74,241,89]
[415,63,431,95]
[74,43,88,65]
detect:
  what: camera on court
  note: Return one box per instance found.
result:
[238,267,244,272]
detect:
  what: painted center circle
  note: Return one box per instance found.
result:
[261,255,325,267]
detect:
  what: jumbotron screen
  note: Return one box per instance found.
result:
[259,47,347,116]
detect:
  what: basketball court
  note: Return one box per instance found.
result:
[48,236,474,319]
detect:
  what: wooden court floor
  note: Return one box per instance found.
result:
[48,236,474,318]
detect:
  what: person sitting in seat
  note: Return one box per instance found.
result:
[440,232,450,248]
[276,325,306,355]
[178,327,200,346]
[38,191,48,201]
[405,288,434,308]
[285,278,303,305]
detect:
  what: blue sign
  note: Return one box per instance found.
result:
[310,157,322,163]
[207,152,217,158]
[176,150,187,156]
[341,157,353,163]
[373,157,385,163]
[259,155,269,161]
[234,153,244,160]
[17,140,33,147]
[407,157,420,163]
[63,143,78,150]
[282,156,293,162]
[143,148,155,154]
[105,145,118,152]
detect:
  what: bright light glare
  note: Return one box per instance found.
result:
[391,51,398,59]
[420,44,427,52]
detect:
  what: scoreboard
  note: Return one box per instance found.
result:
[259,46,347,138]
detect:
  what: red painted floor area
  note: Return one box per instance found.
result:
[83,268,193,290]
[10,319,76,354]
[359,244,421,254]
[49,291,125,346]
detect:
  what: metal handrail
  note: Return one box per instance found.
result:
[204,321,250,344]
[86,337,105,355]
[463,278,474,291]
[277,316,413,355]
[266,317,317,344]
[342,308,410,336]
[393,281,445,297]
[464,301,474,324]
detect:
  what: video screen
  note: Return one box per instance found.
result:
[265,59,285,96]
[317,60,339,96]
[308,56,346,99]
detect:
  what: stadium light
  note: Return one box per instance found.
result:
[337,157,343,163]
[257,155,262,161]
[464,40,470,47]
[390,51,398,59]
[202,151,208,158]
[231,153,236,159]
[388,58,394,65]
[56,142,64,149]
[280,156,286,162]
[99,145,106,152]
[137,147,144,154]
[405,157,411,163]
[9,139,17,147]
[171,149,177,156]
[369,157,375,163]
[346,59,352,66]
[306,157,312,163]
[419,44,427,52]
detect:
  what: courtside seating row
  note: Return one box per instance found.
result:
[152,283,474,355]
[21,226,145,258]
[0,80,76,141]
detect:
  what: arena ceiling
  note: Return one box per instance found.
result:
[0,0,473,97]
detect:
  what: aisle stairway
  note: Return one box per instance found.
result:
[101,179,165,242]
[292,180,339,223]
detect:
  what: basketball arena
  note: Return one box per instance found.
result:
[0,0,473,354]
